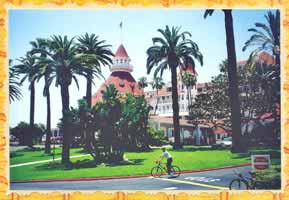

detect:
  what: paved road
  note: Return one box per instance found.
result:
[10,166,252,190]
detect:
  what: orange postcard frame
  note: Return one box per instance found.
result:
[1,0,288,200]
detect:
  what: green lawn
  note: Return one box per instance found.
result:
[10,146,256,181]
[10,147,86,165]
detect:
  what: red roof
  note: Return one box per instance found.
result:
[258,51,275,65]
[180,63,197,75]
[237,51,275,66]
[213,127,228,135]
[92,71,143,104]
[115,44,129,58]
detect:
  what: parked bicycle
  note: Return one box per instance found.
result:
[229,170,260,190]
[151,161,181,178]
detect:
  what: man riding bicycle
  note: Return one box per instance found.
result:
[157,147,173,176]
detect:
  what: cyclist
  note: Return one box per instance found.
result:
[157,147,173,176]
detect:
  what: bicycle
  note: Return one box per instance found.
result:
[229,170,259,190]
[151,161,181,178]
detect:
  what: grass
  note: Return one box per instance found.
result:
[10,146,255,181]
[10,147,86,165]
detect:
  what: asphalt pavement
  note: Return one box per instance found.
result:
[10,165,252,190]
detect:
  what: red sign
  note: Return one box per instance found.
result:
[251,155,271,170]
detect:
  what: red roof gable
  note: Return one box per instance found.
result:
[92,71,143,104]
[237,51,275,66]
[115,44,129,58]
[258,51,275,65]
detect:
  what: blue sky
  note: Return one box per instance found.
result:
[8,9,276,128]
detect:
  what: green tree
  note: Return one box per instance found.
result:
[10,122,45,146]
[204,10,245,153]
[77,33,114,107]
[146,26,203,149]
[150,76,165,115]
[96,84,123,161]
[36,35,84,164]
[9,60,22,103]
[120,94,151,151]
[243,10,280,65]
[182,72,197,115]
[30,38,54,154]
[77,33,113,151]
[138,76,148,89]
[13,53,38,147]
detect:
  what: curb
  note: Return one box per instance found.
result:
[11,163,251,184]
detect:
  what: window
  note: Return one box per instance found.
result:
[162,96,165,100]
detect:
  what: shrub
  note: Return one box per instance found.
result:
[147,127,168,146]
[255,165,281,189]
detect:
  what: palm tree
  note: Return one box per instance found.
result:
[36,35,84,163]
[77,33,113,152]
[138,76,148,89]
[150,76,165,115]
[146,26,203,149]
[182,72,197,114]
[204,9,245,153]
[243,10,280,65]
[9,59,22,103]
[77,33,113,107]
[13,53,38,145]
[30,38,53,154]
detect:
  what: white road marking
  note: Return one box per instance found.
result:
[151,177,228,190]
[10,154,90,168]
[184,176,221,183]
[163,187,178,190]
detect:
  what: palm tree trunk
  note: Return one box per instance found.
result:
[84,71,92,151]
[44,79,52,154]
[86,71,92,107]
[154,89,159,115]
[60,83,70,164]
[171,66,181,149]
[275,55,280,66]
[30,80,35,126]
[29,80,35,147]
[223,10,246,153]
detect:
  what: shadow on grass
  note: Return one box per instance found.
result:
[106,159,145,167]
[172,146,217,152]
[10,152,24,158]
[34,158,146,171]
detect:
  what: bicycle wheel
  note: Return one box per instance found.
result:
[171,165,181,177]
[229,179,249,190]
[151,166,163,178]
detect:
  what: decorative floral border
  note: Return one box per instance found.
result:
[1,1,288,199]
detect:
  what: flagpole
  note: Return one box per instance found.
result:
[120,21,123,44]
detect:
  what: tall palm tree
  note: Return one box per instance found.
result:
[182,72,197,114]
[77,33,113,107]
[13,53,38,143]
[36,35,84,163]
[138,76,148,89]
[9,59,22,103]
[77,33,113,152]
[30,38,53,154]
[243,10,280,65]
[146,26,203,149]
[150,76,165,115]
[204,9,245,153]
